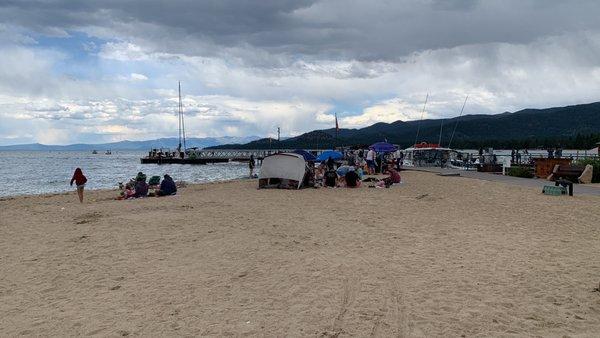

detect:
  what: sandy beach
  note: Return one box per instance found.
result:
[1,171,600,336]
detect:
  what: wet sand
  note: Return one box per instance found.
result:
[1,171,600,336]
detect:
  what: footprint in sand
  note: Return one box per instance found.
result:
[73,212,103,225]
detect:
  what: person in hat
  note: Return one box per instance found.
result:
[134,171,149,198]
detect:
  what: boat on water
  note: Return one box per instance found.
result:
[141,82,190,164]
[402,142,473,169]
[403,95,473,169]
[105,150,112,155]
[92,150,98,154]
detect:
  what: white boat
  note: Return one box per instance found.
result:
[404,95,473,169]
[402,143,473,169]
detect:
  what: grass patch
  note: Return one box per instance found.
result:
[506,166,534,178]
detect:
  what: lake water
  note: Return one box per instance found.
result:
[0,151,251,197]
[1,148,596,198]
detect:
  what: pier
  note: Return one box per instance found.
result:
[140,149,323,165]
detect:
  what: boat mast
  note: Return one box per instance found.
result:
[448,95,469,149]
[179,81,186,151]
[413,93,429,147]
[438,118,444,146]
[177,81,182,152]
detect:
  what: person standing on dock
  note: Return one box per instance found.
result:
[249,155,256,177]
[70,168,87,203]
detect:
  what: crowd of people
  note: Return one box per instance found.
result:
[71,148,402,202]
[311,149,403,188]
[313,160,401,188]
[116,172,177,199]
[69,168,178,203]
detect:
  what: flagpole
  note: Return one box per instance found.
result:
[335,112,339,150]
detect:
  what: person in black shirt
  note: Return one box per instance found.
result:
[324,169,338,187]
[344,167,360,188]
[249,155,255,177]
[326,156,335,170]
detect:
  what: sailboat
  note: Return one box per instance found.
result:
[176,81,187,159]
[141,82,188,164]
[402,95,471,169]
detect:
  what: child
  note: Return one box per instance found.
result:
[70,168,87,203]
[124,183,136,199]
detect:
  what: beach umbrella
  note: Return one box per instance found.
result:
[292,149,317,161]
[316,150,343,162]
[369,142,398,153]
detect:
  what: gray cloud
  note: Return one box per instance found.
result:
[2,0,600,64]
[1,0,600,145]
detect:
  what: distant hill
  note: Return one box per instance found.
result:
[0,136,260,151]
[209,102,600,149]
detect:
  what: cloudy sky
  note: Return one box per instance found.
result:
[1,0,600,145]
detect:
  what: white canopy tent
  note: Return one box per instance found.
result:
[259,153,307,189]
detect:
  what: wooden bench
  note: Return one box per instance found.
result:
[550,165,585,183]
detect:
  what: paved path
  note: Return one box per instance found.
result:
[405,167,600,196]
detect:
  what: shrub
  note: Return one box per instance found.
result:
[507,166,534,178]
[574,158,600,183]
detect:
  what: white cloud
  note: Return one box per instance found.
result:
[130,73,148,81]
[99,42,149,61]
[1,2,600,145]
[342,99,430,128]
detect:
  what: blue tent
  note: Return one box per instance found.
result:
[369,142,397,153]
[316,150,343,162]
[292,149,317,161]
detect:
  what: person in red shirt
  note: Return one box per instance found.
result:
[380,165,401,187]
[70,168,87,203]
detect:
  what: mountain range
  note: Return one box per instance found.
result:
[2,102,600,151]
[209,102,600,149]
[0,136,260,151]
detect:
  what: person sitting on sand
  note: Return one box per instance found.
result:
[336,164,351,177]
[344,167,361,188]
[157,174,177,196]
[124,182,136,199]
[378,165,401,188]
[355,166,364,180]
[70,167,87,203]
[134,172,149,198]
[324,168,338,188]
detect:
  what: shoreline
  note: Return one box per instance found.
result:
[0,176,254,201]
[4,167,599,201]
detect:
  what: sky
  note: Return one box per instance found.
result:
[1,0,600,145]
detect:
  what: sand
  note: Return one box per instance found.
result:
[1,171,600,337]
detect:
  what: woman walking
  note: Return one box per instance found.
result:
[70,168,87,203]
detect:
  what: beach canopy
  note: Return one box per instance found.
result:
[293,149,317,162]
[259,153,307,189]
[369,142,398,153]
[316,150,343,162]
